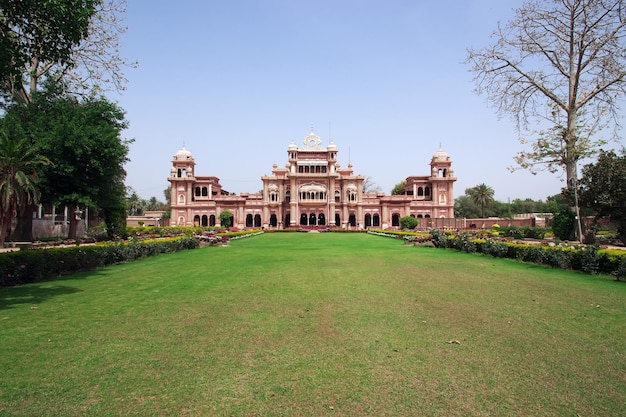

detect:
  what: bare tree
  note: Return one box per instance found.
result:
[466,0,626,187]
[467,0,626,241]
[362,176,383,194]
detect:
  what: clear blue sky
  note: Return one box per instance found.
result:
[111,0,622,203]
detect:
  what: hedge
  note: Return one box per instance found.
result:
[429,230,626,281]
[0,237,199,287]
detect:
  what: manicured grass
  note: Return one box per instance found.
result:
[0,233,625,416]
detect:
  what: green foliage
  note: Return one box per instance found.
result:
[0,237,199,287]
[578,149,626,244]
[552,208,575,240]
[399,215,419,230]
[466,183,495,218]
[391,180,406,195]
[0,132,50,244]
[0,0,99,104]
[219,210,233,228]
[422,231,626,277]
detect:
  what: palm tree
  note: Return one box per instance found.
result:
[0,133,49,245]
[467,183,495,218]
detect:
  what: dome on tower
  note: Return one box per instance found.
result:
[432,148,450,162]
[288,141,298,151]
[174,146,193,160]
[327,140,337,151]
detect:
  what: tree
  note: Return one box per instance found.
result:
[466,0,626,236]
[0,133,49,245]
[466,184,495,218]
[391,180,406,195]
[1,0,135,240]
[399,216,419,230]
[1,0,135,105]
[1,85,130,239]
[454,195,482,219]
[219,210,233,229]
[578,149,626,243]
[362,176,382,194]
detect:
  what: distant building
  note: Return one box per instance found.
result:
[168,130,456,229]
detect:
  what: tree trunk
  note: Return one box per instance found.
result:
[68,207,80,239]
[10,205,35,242]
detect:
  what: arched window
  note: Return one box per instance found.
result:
[202,187,208,196]
[425,186,431,197]
[195,187,201,196]
[335,213,340,226]
[270,214,278,227]
[300,213,308,225]
[178,195,185,204]
[309,213,317,225]
[335,190,341,202]
[348,214,356,227]
[364,213,372,227]
[201,215,208,227]
[178,216,185,225]
[246,214,253,227]
[209,215,216,226]
[418,187,424,196]
[285,214,290,226]
[373,214,380,227]
[318,213,325,225]
[254,214,262,227]
[194,215,200,226]
[392,213,400,227]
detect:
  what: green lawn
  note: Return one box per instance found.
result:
[0,233,625,416]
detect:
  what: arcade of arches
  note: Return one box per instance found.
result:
[169,131,456,230]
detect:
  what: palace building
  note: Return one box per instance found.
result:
[168,130,456,229]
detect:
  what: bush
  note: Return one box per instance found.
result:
[399,216,419,230]
[0,237,200,287]
[552,208,576,240]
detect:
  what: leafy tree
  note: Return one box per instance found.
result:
[1,85,130,239]
[0,133,49,245]
[466,0,626,235]
[454,195,481,219]
[1,0,135,241]
[219,210,233,229]
[399,216,419,230]
[466,183,495,218]
[126,187,143,215]
[391,180,406,195]
[578,149,626,243]
[1,0,135,105]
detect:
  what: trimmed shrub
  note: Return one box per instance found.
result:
[0,237,199,287]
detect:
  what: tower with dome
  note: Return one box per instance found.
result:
[168,130,456,229]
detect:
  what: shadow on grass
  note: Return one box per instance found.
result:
[0,276,91,311]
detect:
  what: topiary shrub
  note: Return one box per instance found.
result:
[552,208,575,240]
